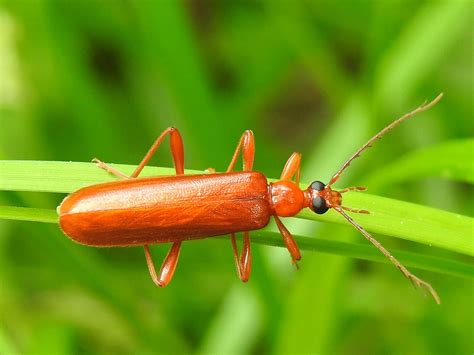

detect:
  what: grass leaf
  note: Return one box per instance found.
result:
[1,205,472,279]
[1,160,472,258]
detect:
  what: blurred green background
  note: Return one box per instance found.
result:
[0,0,472,354]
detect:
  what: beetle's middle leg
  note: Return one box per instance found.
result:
[226,130,255,281]
[226,130,255,172]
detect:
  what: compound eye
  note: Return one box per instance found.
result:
[310,181,326,191]
[312,196,329,214]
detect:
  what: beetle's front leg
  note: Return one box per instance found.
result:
[280,152,302,185]
[275,152,303,266]
[274,215,301,266]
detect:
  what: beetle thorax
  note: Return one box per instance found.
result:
[268,181,311,217]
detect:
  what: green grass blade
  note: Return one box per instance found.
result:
[0,160,196,193]
[1,206,471,279]
[1,160,472,257]
[0,206,57,223]
[251,231,473,279]
[297,193,473,257]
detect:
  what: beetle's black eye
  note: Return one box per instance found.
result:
[310,181,326,191]
[310,181,329,214]
[312,196,329,214]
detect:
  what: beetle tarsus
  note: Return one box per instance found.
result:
[92,158,129,179]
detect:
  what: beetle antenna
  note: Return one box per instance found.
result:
[328,93,443,186]
[334,206,440,304]
[341,206,369,214]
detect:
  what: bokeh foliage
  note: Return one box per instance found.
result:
[0,1,472,354]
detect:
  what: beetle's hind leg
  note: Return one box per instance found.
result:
[230,232,252,282]
[132,127,184,177]
[93,127,185,180]
[94,127,186,286]
[144,242,182,287]
[92,158,129,179]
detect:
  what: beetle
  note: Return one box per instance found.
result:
[59,94,443,303]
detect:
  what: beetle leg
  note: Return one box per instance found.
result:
[227,131,254,281]
[226,130,255,172]
[138,128,184,285]
[274,215,301,267]
[92,158,129,179]
[132,127,185,178]
[93,127,184,179]
[280,152,302,185]
[144,242,182,287]
[230,232,252,282]
[276,153,303,266]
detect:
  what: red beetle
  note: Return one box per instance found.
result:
[59,94,443,303]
